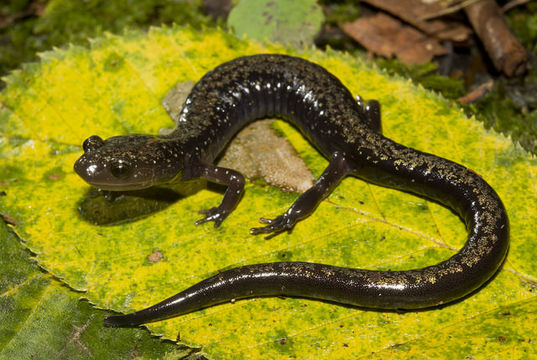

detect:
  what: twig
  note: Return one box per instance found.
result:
[465,0,527,76]
[501,0,532,13]
[0,1,45,30]
[419,0,481,21]
[457,80,494,104]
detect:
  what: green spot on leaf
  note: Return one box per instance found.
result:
[102,52,126,72]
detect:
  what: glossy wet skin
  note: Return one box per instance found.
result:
[74,134,184,190]
[74,54,509,327]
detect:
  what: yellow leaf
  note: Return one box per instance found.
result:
[1,27,535,359]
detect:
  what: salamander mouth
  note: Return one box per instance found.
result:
[74,158,158,191]
[84,181,154,191]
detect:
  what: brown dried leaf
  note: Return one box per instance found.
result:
[361,0,472,41]
[343,13,447,65]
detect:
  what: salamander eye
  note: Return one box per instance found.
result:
[110,158,132,178]
[83,135,105,153]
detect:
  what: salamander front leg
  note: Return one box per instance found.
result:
[251,152,352,236]
[183,163,245,227]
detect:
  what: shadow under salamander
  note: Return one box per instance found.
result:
[77,179,210,226]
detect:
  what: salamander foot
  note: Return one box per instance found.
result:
[195,207,229,227]
[250,213,296,237]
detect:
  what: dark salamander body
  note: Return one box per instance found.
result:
[74,54,509,326]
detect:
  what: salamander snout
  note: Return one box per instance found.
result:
[74,135,107,185]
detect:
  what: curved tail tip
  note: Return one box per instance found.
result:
[104,314,141,327]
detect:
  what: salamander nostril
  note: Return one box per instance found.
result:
[74,157,97,181]
[73,158,85,178]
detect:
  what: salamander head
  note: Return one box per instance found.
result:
[74,135,183,191]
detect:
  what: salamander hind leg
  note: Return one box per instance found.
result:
[365,100,382,133]
[183,163,245,227]
[355,96,381,132]
[250,152,352,237]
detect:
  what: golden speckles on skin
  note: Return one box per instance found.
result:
[166,55,506,309]
[320,267,336,277]
[83,55,509,322]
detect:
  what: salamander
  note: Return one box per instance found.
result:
[73,54,509,326]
